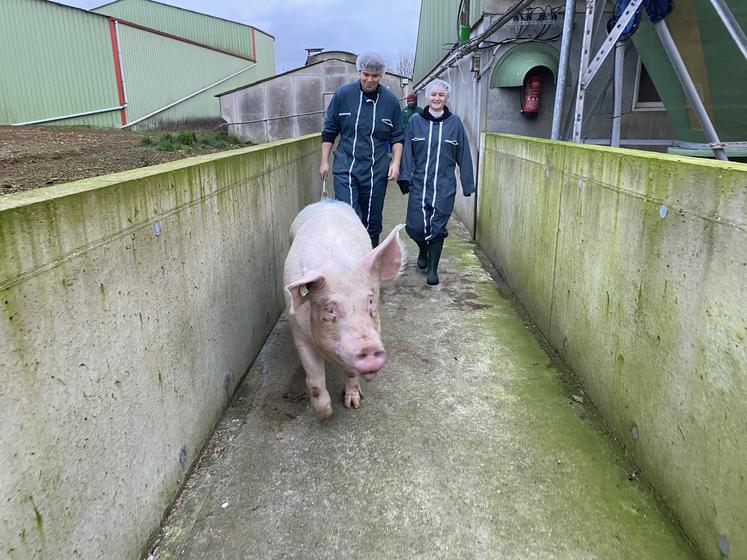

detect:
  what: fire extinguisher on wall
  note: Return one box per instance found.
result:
[521,73,542,118]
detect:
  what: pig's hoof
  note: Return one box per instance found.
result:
[318,406,334,421]
[343,378,364,409]
[312,391,333,420]
[343,389,364,409]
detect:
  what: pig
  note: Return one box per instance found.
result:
[283,199,406,420]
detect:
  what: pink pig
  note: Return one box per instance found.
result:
[283,200,405,420]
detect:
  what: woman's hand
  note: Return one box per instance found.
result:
[387,161,400,181]
[319,161,329,181]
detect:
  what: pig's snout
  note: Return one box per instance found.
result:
[354,345,387,378]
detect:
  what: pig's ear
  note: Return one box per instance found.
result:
[361,224,406,282]
[284,271,326,315]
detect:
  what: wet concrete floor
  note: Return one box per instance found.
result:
[148,187,696,559]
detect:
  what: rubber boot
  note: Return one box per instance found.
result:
[370,234,380,248]
[415,240,428,270]
[426,238,444,285]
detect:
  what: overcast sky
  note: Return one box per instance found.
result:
[56,0,422,72]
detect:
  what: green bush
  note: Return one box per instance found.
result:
[199,132,239,149]
[156,133,179,152]
[175,131,197,145]
[145,130,245,152]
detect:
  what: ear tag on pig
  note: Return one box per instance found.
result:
[300,284,309,297]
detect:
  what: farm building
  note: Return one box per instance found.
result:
[0,0,275,129]
[217,50,411,145]
[410,0,747,232]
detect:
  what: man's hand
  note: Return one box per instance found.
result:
[387,162,400,182]
[320,142,333,181]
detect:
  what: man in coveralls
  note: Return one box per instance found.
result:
[319,52,404,247]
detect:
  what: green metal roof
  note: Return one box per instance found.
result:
[0,0,275,128]
[413,0,483,84]
[0,0,121,127]
[116,23,267,126]
[92,0,272,61]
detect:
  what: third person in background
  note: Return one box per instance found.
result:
[397,79,475,286]
[401,93,422,127]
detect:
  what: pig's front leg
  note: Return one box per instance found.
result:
[293,337,333,420]
[343,372,364,409]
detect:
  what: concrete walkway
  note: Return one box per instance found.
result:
[149,189,696,559]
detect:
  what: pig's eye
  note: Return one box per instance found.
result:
[322,303,337,322]
[368,296,376,316]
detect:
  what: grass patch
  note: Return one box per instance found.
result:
[138,131,242,152]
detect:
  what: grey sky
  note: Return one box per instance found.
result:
[56,0,422,73]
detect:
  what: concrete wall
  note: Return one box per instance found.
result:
[220,59,407,145]
[476,133,747,560]
[0,135,320,560]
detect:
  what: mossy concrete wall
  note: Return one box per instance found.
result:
[476,133,747,560]
[0,135,320,560]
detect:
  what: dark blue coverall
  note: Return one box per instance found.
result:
[398,106,475,242]
[322,81,404,240]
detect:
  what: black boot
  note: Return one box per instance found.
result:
[426,238,444,285]
[370,233,380,248]
[415,240,428,270]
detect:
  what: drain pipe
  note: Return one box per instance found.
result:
[551,0,576,140]
[123,63,256,128]
[12,105,127,126]
[114,21,130,108]
[653,21,728,161]
[610,41,625,147]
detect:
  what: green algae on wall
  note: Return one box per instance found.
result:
[476,133,747,560]
[0,134,321,560]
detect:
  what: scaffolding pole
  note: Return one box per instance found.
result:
[551,0,576,140]
[653,21,728,161]
[611,41,625,148]
[709,0,747,60]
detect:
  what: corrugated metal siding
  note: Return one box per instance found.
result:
[93,0,259,60]
[118,23,258,125]
[412,0,485,84]
[412,0,462,84]
[0,0,121,127]
[253,32,276,76]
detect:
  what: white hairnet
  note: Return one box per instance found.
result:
[356,51,386,73]
[425,79,451,97]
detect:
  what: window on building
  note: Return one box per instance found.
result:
[633,60,665,111]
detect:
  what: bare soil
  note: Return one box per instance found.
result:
[0,125,248,196]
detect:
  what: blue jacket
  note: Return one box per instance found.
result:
[398,106,475,241]
[322,81,404,181]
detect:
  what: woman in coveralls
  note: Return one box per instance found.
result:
[319,52,404,247]
[397,79,475,285]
